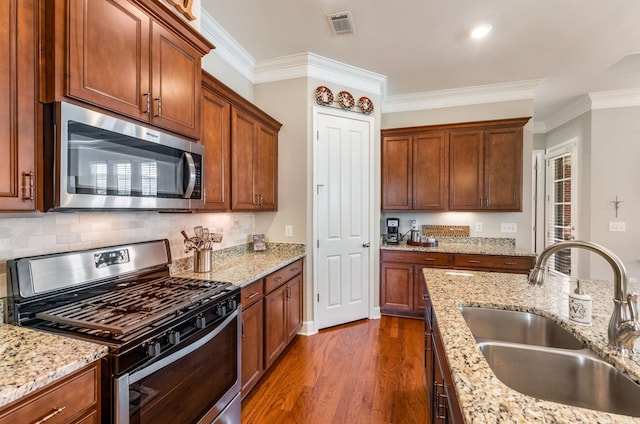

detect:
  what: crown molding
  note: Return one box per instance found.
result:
[589,88,640,109]
[254,52,386,96]
[381,79,542,114]
[200,9,255,82]
[539,95,591,133]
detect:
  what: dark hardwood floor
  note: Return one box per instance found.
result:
[241,316,430,424]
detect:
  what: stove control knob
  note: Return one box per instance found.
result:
[168,331,181,345]
[195,315,206,329]
[216,304,227,317]
[227,299,237,310]
[147,342,161,358]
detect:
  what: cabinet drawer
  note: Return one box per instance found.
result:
[241,279,265,308]
[0,362,98,424]
[381,251,453,267]
[453,254,535,273]
[265,259,303,293]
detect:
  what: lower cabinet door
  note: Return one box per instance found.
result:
[380,262,414,313]
[285,275,302,342]
[264,285,287,369]
[241,300,264,397]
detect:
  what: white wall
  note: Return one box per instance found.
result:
[589,106,640,281]
[381,99,535,250]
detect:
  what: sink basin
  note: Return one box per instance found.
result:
[459,306,584,349]
[479,342,640,417]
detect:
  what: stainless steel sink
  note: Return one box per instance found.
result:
[459,306,584,349]
[478,342,640,417]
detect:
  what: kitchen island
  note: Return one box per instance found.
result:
[425,267,640,422]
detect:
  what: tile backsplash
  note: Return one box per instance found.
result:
[0,211,256,298]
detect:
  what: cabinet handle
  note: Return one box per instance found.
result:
[504,262,518,265]
[246,292,259,299]
[22,171,34,200]
[394,256,405,260]
[480,198,483,208]
[154,96,162,117]
[34,406,66,424]
[424,258,436,262]
[142,92,151,114]
[422,293,429,301]
[254,194,260,206]
[287,286,291,299]
[467,260,481,264]
[485,197,489,208]
[274,277,282,283]
[242,320,245,338]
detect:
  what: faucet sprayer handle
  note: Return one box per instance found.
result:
[627,292,639,321]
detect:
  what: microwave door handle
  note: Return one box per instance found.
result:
[182,152,197,198]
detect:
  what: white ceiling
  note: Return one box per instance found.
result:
[201,0,640,130]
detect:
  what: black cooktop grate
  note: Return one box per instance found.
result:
[35,276,231,335]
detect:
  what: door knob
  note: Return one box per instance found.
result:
[362,243,370,248]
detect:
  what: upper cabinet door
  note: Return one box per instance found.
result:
[448,130,484,210]
[381,135,413,210]
[231,108,258,211]
[413,131,448,211]
[150,21,201,138]
[201,86,231,211]
[255,124,278,211]
[68,0,150,121]
[484,127,522,211]
[0,0,37,211]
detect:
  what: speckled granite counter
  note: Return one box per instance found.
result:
[172,242,306,287]
[425,267,640,423]
[381,239,536,257]
[0,324,107,408]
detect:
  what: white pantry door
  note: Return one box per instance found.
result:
[315,110,372,330]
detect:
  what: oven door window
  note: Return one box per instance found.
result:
[128,316,238,424]
[67,121,200,199]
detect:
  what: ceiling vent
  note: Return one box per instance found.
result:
[326,11,355,35]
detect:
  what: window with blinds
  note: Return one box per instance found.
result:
[546,153,572,276]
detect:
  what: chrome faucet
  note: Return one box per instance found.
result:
[528,240,640,354]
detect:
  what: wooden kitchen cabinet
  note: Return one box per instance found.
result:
[380,251,453,317]
[241,259,303,398]
[381,117,529,212]
[201,73,231,211]
[231,108,279,211]
[241,279,265,398]
[381,249,534,317]
[449,120,527,211]
[45,0,213,138]
[199,71,281,212]
[264,260,303,369]
[0,0,37,211]
[0,360,101,424]
[381,130,448,211]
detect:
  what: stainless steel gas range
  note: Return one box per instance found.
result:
[6,239,241,424]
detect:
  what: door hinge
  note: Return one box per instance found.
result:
[317,240,319,248]
[317,130,319,140]
[317,293,320,302]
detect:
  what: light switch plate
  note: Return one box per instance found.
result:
[500,223,518,233]
[609,222,626,232]
[285,225,293,237]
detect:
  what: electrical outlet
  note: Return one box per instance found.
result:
[476,223,483,233]
[410,219,417,230]
[285,225,293,237]
[609,222,626,232]
[500,223,518,233]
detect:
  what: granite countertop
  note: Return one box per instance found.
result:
[172,243,306,288]
[382,240,536,257]
[425,267,640,423]
[0,324,108,409]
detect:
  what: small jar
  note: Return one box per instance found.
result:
[568,279,592,325]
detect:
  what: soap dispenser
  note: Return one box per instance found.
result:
[568,279,592,325]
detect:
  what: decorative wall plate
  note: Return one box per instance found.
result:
[337,91,355,109]
[357,97,374,114]
[315,86,334,105]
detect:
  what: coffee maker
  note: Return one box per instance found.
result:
[386,218,400,244]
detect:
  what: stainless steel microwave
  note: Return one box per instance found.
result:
[43,102,204,211]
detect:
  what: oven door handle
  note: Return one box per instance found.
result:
[115,309,239,424]
[182,152,197,199]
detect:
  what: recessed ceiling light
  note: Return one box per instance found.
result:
[470,23,492,39]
